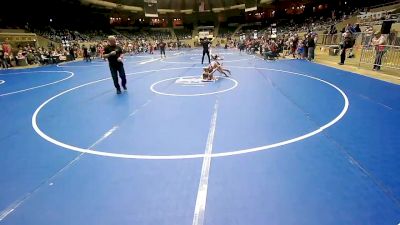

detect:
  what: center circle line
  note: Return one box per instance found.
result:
[31,66,349,160]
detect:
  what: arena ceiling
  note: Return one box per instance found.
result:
[110,0,244,9]
[81,0,277,13]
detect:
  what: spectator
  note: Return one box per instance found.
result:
[338,31,355,65]
[90,45,96,60]
[303,34,309,59]
[342,24,355,34]
[26,50,36,65]
[264,40,279,60]
[296,40,305,59]
[371,31,387,71]
[307,34,316,61]
[69,47,75,60]
[329,25,338,45]
[363,26,374,45]
[354,24,361,33]
[82,44,91,62]
[0,46,8,69]
[322,28,329,45]
[2,39,12,57]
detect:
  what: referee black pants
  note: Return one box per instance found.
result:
[109,63,126,91]
[202,50,210,64]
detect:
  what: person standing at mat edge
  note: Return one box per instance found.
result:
[201,38,211,64]
[159,40,166,58]
[104,36,127,94]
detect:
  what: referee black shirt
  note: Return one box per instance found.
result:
[202,39,210,51]
[104,45,123,67]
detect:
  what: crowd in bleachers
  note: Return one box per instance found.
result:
[217,27,237,38]
[33,27,109,43]
[229,14,396,72]
[147,30,172,40]
[0,29,192,69]
[231,30,317,61]
[234,7,365,39]
[174,28,192,40]
[0,39,76,68]
[118,29,171,41]
[357,10,400,26]
[234,21,366,61]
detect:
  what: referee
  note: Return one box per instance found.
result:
[201,38,211,64]
[159,39,166,58]
[104,36,127,94]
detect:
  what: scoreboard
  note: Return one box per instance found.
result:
[144,0,158,17]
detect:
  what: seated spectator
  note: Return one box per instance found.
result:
[26,50,36,65]
[264,41,279,60]
[0,46,8,69]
